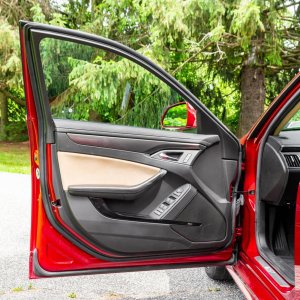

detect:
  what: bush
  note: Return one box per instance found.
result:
[5,121,28,142]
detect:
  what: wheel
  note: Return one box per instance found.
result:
[205,266,232,281]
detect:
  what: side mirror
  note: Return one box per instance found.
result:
[161,102,197,131]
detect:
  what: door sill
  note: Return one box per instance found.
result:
[32,248,235,278]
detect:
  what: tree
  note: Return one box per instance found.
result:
[136,0,300,136]
[39,0,300,135]
[0,17,23,139]
[1,1,300,140]
[0,1,53,140]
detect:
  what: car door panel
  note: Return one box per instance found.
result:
[50,119,235,257]
[20,22,241,277]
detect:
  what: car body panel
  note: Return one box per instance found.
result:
[294,184,300,298]
[231,74,300,299]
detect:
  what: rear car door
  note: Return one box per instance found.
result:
[20,22,242,278]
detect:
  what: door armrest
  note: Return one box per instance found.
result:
[68,169,166,200]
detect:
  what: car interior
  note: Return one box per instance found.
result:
[258,102,300,284]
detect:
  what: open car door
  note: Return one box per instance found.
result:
[20,21,242,278]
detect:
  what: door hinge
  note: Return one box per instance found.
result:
[235,227,243,237]
[235,193,245,216]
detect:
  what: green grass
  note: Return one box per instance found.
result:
[12,286,24,292]
[68,292,77,298]
[0,142,30,174]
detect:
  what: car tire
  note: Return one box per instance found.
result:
[205,266,232,281]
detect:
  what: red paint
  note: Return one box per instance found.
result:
[293,184,300,298]
[186,102,197,128]
[19,27,41,279]
[230,74,300,299]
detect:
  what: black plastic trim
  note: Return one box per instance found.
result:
[93,200,202,226]
[255,89,300,285]
[58,120,220,148]
[68,132,205,155]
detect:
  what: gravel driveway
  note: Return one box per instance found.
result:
[0,172,244,299]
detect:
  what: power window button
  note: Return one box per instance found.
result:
[166,198,175,204]
[183,153,192,163]
[159,204,168,210]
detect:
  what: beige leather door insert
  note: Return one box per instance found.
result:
[57,152,160,190]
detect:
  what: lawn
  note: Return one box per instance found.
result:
[0,142,30,174]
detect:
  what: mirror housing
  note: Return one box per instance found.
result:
[161,102,197,131]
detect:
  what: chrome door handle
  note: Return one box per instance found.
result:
[159,152,180,161]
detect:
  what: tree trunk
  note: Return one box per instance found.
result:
[0,92,8,140]
[237,65,265,137]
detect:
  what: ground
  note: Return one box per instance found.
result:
[0,170,245,300]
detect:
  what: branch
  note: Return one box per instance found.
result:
[267,64,300,70]
[49,87,73,108]
[264,1,300,13]
[171,42,213,75]
[276,1,300,11]
[0,88,26,106]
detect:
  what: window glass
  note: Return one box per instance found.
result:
[39,38,186,130]
[281,107,300,131]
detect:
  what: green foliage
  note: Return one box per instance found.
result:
[290,110,300,122]
[282,109,300,131]
[0,18,22,88]
[231,0,265,49]
[5,122,27,142]
[28,283,34,290]
[32,0,300,135]
[68,292,77,298]
[3,98,27,142]
[1,0,300,141]
[7,98,26,122]
[30,4,46,23]
[40,38,182,130]
[0,17,25,142]
[12,286,24,292]
[163,104,187,127]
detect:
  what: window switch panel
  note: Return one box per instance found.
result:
[150,184,194,219]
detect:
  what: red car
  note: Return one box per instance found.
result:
[20,21,300,300]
